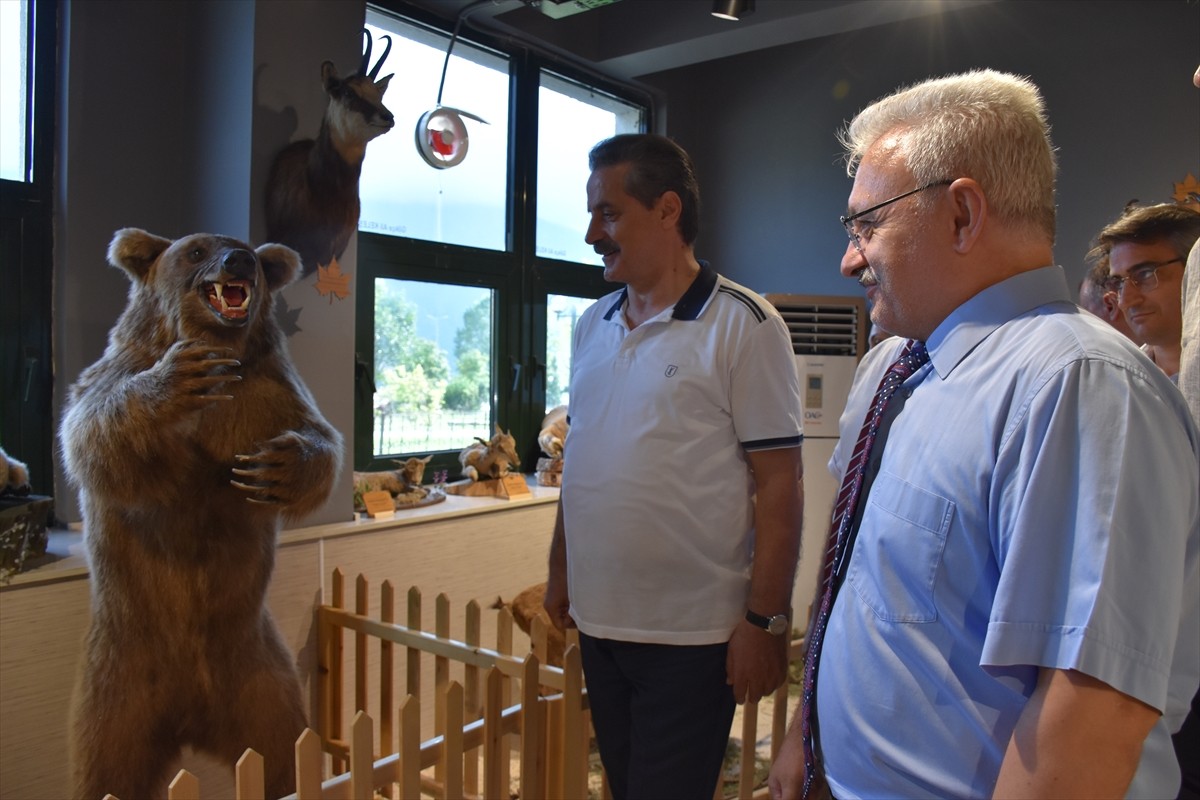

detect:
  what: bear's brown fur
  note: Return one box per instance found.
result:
[60,228,342,800]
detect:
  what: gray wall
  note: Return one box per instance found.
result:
[642,0,1200,298]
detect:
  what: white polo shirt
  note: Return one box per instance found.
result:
[562,264,803,645]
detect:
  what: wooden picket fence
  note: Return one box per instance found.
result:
[106,569,806,800]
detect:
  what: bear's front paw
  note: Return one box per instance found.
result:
[230,431,323,507]
[150,339,241,419]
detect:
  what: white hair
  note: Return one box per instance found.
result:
[840,69,1058,240]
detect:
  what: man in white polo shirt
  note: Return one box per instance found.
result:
[543,133,804,799]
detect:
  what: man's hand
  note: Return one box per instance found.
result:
[543,573,574,632]
[727,617,789,704]
[544,498,574,632]
[768,720,810,800]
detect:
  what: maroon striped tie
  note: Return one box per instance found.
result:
[799,339,930,798]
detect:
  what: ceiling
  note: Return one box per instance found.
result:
[399,0,991,83]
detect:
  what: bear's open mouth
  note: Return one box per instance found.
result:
[203,280,253,321]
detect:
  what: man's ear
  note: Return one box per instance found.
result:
[948,178,987,253]
[656,190,683,232]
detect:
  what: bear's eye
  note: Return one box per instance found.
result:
[187,246,206,263]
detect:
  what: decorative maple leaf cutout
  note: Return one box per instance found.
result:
[314,257,352,303]
[273,294,303,337]
[1173,173,1200,206]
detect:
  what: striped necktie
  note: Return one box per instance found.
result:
[799,339,930,798]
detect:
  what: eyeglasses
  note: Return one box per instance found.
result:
[840,179,954,253]
[1104,258,1184,295]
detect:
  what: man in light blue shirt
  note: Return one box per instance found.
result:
[770,70,1199,799]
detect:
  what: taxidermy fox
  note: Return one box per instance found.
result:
[265,29,394,277]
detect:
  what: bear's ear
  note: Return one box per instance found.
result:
[256,243,301,292]
[107,228,172,282]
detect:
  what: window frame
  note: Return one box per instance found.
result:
[1,0,57,494]
[355,4,651,478]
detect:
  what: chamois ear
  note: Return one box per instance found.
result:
[320,60,340,92]
[107,228,171,283]
[376,73,393,94]
[256,243,301,293]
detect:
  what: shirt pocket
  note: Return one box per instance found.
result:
[845,471,954,623]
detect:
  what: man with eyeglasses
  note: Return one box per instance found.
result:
[1078,254,1141,343]
[1089,203,1200,380]
[769,70,1198,800]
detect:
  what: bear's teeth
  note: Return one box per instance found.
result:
[207,282,251,314]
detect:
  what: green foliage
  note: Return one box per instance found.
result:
[374,288,449,417]
[443,349,489,411]
[453,297,492,362]
[446,299,491,412]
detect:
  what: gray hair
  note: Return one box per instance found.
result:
[839,69,1057,240]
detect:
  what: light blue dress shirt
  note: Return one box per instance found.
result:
[819,266,1200,799]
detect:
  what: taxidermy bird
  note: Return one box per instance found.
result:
[265,29,394,277]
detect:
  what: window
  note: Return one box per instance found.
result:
[536,72,645,266]
[356,5,649,477]
[0,0,32,182]
[370,278,492,457]
[545,294,595,410]
[359,11,510,251]
[1,0,55,493]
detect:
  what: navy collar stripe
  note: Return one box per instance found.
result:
[603,289,627,321]
[672,261,719,320]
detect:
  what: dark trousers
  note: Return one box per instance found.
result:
[1175,690,1200,800]
[579,632,737,800]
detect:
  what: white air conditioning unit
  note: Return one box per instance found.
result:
[765,293,867,631]
[765,293,866,358]
[765,293,866,437]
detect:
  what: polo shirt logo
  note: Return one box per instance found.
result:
[664,365,678,377]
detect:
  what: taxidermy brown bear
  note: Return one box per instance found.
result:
[60,228,342,800]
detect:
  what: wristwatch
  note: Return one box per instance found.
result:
[745,609,789,636]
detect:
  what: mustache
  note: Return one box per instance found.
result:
[856,267,878,287]
[593,240,618,257]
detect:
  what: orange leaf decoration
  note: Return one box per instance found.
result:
[314,258,352,303]
[1173,173,1200,206]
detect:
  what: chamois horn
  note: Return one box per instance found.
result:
[369,34,392,79]
[360,28,393,80]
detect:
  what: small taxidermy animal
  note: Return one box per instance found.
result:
[0,445,31,495]
[353,455,432,510]
[538,405,568,458]
[265,28,394,277]
[493,582,565,668]
[460,426,521,481]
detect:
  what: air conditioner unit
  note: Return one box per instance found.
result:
[765,293,866,437]
[765,293,867,358]
[764,292,867,633]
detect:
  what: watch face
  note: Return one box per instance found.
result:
[767,615,789,636]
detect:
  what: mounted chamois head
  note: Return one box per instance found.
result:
[264,28,396,277]
[320,29,395,161]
